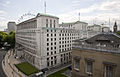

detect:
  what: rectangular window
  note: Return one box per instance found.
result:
[74,59,80,71]
[46,19,48,27]
[47,38,49,41]
[51,61,53,66]
[55,60,57,64]
[47,62,49,66]
[47,43,49,46]
[86,61,93,74]
[54,20,55,28]
[50,19,52,27]
[105,66,114,77]
[47,34,49,37]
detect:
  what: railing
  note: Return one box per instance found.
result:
[72,44,120,54]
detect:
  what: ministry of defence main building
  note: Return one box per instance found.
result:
[15,13,88,71]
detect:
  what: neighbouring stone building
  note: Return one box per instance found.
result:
[87,24,110,38]
[72,33,120,77]
[7,22,16,33]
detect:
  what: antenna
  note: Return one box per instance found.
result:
[44,1,46,13]
[109,18,110,27]
[78,13,80,21]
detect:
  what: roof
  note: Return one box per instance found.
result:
[17,13,59,26]
[73,33,120,54]
[36,13,59,19]
[59,21,88,26]
[17,17,36,26]
[86,33,120,45]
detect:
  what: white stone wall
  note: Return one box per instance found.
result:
[16,13,87,71]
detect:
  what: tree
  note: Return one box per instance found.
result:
[0,31,8,47]
[6,31,15,48]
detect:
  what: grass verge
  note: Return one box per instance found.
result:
[15,62,39,76]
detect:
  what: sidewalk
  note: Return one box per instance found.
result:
[2,49,27,77]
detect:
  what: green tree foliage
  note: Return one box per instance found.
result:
[0,31,15,48]
[6,31,15,48]
[0,31,8,47]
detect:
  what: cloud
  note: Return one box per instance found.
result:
[57,0,120,31]
[0,19,7,31]
[2,1,10,7]
[0,10,7,31]
[0,10,6,15]
[100,0,120,11]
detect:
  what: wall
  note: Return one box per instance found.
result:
[72,48,120,77]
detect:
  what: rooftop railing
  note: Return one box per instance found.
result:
[72,43,120,54]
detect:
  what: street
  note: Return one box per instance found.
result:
[0,49,7,77]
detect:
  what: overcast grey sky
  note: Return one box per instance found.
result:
[0,0,120,31]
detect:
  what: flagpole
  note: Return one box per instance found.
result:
[79,13,80,21]
[44,1,46,13]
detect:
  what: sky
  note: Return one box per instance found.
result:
[0,0,120,31]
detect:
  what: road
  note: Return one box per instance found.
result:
[0,49,7,77]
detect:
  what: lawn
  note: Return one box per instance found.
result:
[15,62,39,76]
[47,67,68,77]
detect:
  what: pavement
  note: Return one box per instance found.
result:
[2,49,72,77]
[0,49,7,77]
[2,49,26,77]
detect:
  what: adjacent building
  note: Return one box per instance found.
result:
[15,13,88,72]
[7,22,16,33]
[87,24,110,38]
[72,33,120,77]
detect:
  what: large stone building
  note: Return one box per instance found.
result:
[87,24,110,38]
[15,13,88,72]
[72,33,120,77]
[7,22,16,33]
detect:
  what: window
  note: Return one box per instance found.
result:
[46,19,48,27]
[54,20,55,28]
[47,62,49,66]
[74,59,80,71]
[47,48,49,51]
[51,38,53,41]
[103,62,116,77]
[47,38,49,41]
[47,58,49,60]
[86,61,93,74]
[47,52,49,56]
[54,51,56,54]
[105,66,114,77]
[54,42,56,45]
[55,60,57,64]
[50,19,52,27]
[51,61,53,66]
[54,34,56,36]
[47,34,49,37]
[54,38,56,41]
[47,43,49,46]
[51,47,53,50]
[51,52,53,55]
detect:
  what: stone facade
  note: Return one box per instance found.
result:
[15,13,88,72]
[72,33,120,77]
[72,49,120,77]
